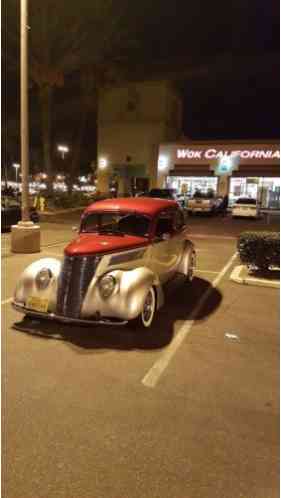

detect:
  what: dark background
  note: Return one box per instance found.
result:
[2,0,280,175]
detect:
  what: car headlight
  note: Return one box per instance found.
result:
[99,274,116,298]
[35,268,53,290]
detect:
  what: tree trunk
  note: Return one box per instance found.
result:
[39,84,53,195]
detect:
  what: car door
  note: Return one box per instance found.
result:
[149,209,180,283]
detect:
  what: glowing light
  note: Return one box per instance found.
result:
[99,157,108,170]
[57,144,69,159]
[158,155,169,171]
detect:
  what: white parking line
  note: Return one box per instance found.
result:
[195,269,220,274]
[142,252,238,389]
[43,252,63,258]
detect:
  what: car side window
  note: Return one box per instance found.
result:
[155,210,174,237]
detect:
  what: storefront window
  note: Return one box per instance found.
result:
[229,177,280,209]
[166,176,218,196]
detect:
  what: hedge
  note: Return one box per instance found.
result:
[46,192,90,209]
[237,231,280,271]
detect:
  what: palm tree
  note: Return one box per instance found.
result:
[5,0,142,194]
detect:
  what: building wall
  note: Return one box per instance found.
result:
[97,81,182,194]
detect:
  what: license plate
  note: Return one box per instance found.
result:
[26,296,49,313]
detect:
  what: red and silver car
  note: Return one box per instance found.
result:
[12,198,196,328]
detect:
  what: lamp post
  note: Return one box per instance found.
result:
[20,0,30,222]
[57,144,69,160]
[11,0,40,253]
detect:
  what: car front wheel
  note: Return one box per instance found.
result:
[140,286,156,328]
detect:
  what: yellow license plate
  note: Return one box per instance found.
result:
[26,296,49,313]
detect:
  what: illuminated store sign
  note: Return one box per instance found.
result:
[176,148,280,160]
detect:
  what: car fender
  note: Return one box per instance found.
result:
[82,267,164,321]
[177,240,195,276]
[14,258,62,312]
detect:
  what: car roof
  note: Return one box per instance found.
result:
[84,197,178,216]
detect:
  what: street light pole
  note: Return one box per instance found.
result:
[21,0,29,221]
[11,0,40,253]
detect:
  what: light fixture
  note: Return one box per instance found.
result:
[99,157,108,170]
[57,144,69,159]
[158,155,169,172]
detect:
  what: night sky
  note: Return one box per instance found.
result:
[134,0,280,140]
[3,0,280,174]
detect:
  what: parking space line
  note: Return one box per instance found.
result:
[195,269,220,274]
[42,252,63,258]
[142,252,238,389]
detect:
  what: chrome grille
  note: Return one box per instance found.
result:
[56,255,100,318]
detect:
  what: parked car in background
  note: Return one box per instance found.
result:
[186,191,223,215]
[12,197,196,329]
[139,188,189,209]
[232,197,260,218]
[1,197,39,231]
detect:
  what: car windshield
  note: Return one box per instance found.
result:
[81,212,151,237]
[235,198,257,205]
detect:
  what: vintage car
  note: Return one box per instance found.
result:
[12,197,196,328]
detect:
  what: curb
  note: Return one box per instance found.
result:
[190,233,236,240]
[230,265,280,289]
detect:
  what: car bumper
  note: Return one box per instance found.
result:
[232,211,258,217]
[189,207,213,213]
[12,301,128,326]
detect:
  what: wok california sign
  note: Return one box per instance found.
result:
[176,148,280,161]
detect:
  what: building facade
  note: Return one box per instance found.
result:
[158,141,280,208]
[96,80,280,209]
[97,80,182,195]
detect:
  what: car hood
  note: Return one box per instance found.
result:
[65,233,148,256]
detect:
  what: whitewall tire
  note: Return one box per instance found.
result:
[140,286,156,328]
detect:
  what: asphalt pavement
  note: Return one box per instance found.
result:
[2,212,279,498]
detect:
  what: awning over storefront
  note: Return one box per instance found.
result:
[170,163,280,178]
[232,164,280,177]
[170,165,214,176]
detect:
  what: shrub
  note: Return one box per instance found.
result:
[237,231,280,271]
[50,192,89,209]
